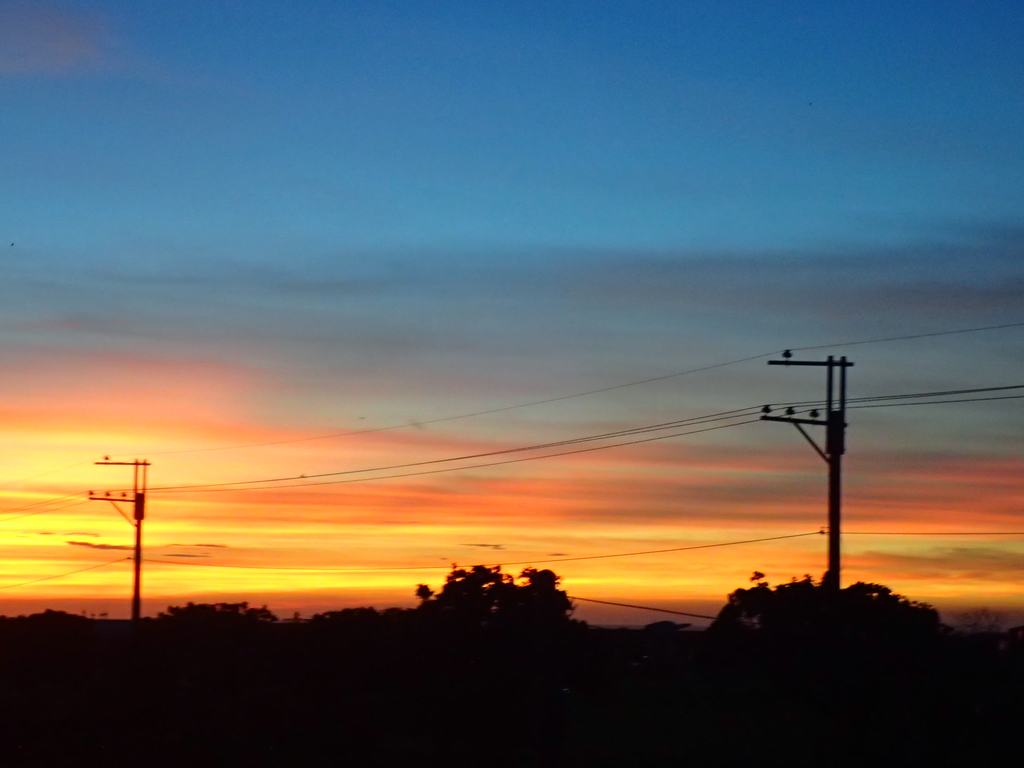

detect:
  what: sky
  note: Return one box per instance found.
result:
[1,0,1023,624]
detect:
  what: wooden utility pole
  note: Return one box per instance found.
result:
[762,353,852,593]
[89,459,150,623]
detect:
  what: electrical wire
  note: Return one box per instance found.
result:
[13,530,1015,588]
[0,461,92,490]
[142,531,822,572]
[846,384,1024,402]
[141,385,1024,495]
[134,356,772,456]
[789,321,1024,352]
[763,390,1024,420]
[848,394,1024,409]
[147,418,761,494]
[767,384,1024,411]
[568,596,717,620]
[0,492,85,516]
[479,531,823,567]
[148,407,761,492]
[845,531,1024,535]
[143,558,453,572]
[121,320,1024,458]
[0,498,91,524]
[127,387,1022,496]
[0,557,129,591]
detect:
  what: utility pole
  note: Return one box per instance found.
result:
[89,459,150,623]
[762,353,852,593]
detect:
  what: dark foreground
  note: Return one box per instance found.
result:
[1,570,1021,767]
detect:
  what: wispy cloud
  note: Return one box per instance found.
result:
[66,540,131,550]
[855,547,1024,582]
[553,223,1024,322]
[0,3,110,75]
[7,221,1021,374]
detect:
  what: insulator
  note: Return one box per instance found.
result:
[810,409,820,418]
[782,349,792,359]
[785,407,795,415]
[761,405,772,414]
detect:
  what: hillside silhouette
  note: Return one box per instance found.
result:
[0,568,1020,767]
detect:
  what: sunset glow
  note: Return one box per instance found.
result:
[2,1,1023,626]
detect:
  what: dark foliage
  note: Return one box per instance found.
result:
[0,573,1021,767]
[157,600,278,624]
[708,573,944,666]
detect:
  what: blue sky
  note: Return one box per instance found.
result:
[3,0,1022,375]
[4,0,1023,255]
[1,1,1023,619]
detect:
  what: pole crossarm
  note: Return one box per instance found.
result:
[760,415,824,427]
[768,359,854,367]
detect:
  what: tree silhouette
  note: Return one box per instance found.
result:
[415,564,574,629]
[0,581,1016,766]
[157,601,278,624]
[412,566,578,764]
[708,573,944,670]
[713,573,939,635]
[152,601,279,654]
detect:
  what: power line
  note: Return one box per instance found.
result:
[770,384,1024,410]
[124,320,1024,457]
[143,531,822,572]
[849,394,1024,410]
[142,383,1024,496]
[568,596,717,621]
[481,531,823,567]
[0,461,92,490]
[148,407,761,492]
[0,498,91,524]
[557,527,1024,621]
[147,418,761,494]
[142,530,1024,576]
[0,557,128,591]
[18,382,999,495]
[143,558,453,572]
[790,321,1024,352]
[845,531,1024,535]
[847,384,1024,402]
[766,390,1024,418]
[0,492,85,516]
[138,357,773,456]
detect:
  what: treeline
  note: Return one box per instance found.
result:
[0,567,1021,767]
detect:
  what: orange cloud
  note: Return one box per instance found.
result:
[0,342,1021,624]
